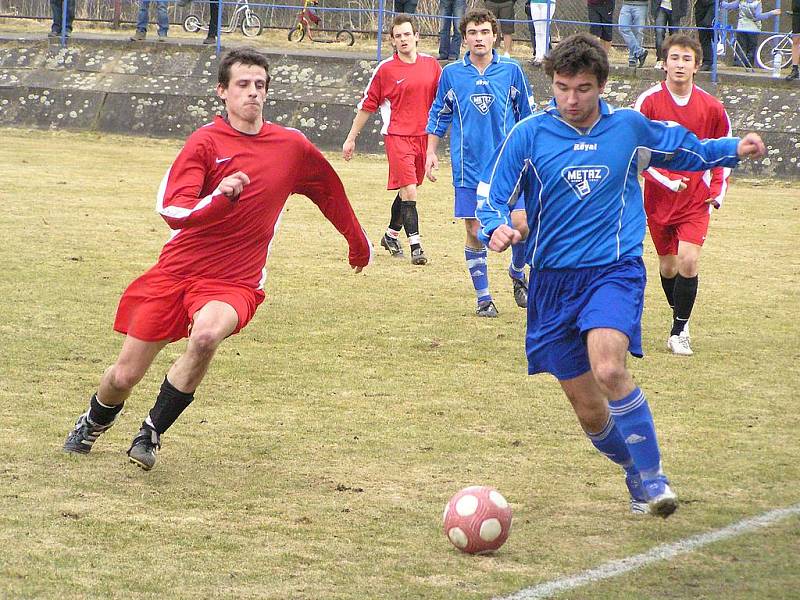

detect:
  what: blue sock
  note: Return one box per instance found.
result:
[465,246,491,304]
[608,388,663,480]
[585,415,636,475]
[509,240,527,280]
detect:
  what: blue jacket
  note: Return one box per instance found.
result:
[426,51,534,189]
[476,99,741,270]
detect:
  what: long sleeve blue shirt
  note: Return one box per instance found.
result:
[476,99,741,270]
[426,51,534,189]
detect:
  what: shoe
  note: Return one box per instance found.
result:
[628,59,637,68]
[127,426,161,471]
[47,31,59,39]
[157,32,167,42]
[786,66,800,81]
[637,48,648,67]
[380,233,404,258]
[511,273,528,308]
[476,300,498,318]
[448,55,458,60]
[502,52,510,58]
[654,60,663,69]
[643,475,678,518]
[130,30,146,41]
[203,36,216,45]
[667,332,693,356]
[437,54,448,60]
[699,63,712,72]
[63,411,116,454]
[410,247,428,265]
[625,472,650,515]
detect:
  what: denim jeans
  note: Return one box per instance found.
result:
[50,0,74,34]
[438,0,465,59]
[654,7,679,60]
[136,0,169,35]
[394,0,418,13]
[618,4,647,59]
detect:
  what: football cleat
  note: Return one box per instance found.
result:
[643,475,678,518]
[380,234,404,258]
[511,273,528,308]
[476,300,498,318]
[127,426,161,471]
[625,472,650,515]
[410,247,428,265]
[63,411,117,454]
[667,332,693,356]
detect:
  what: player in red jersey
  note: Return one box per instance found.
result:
[342,14,441,265]
[634,34,732,356]
[64,48,372,470]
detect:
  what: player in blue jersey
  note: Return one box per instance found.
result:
[476,33,765,517]
[425,8,535,318]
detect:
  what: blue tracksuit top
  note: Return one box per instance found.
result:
[426,51,534,189]
[476,99,741,270]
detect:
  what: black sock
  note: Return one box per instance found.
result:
[401,200,421,251]
[88,393,124,426]
[671,274,698,336]
[388,194,403,232]
[660,273,676,311]
[144,377,195,435]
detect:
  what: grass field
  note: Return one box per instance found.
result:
[0,128,798,599]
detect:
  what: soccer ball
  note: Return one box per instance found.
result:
[442,485,512,554]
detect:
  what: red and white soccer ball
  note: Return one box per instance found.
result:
[443,485,512,554]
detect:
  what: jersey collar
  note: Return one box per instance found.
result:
[461,49,500,68]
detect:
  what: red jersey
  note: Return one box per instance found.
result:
[634,82,732,225]
[155,116,371,290]
[357,53,441,136]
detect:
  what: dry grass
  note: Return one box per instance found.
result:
[0,127,797,599]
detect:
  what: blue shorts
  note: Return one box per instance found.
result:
[455,186,525,219]
[525,257,645,381]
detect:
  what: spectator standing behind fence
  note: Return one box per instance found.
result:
[787,0,799,80]
[130,0,169,41]
[48,0,74,38]
[587,0,615,53]
[529,0,556,65]
[619,0,649,67]
[395,0,419,14]
[719,0,781,68]
[439,0,466,60]
[485,0,517,56]
[694,0,715,71]
[650,0,687,68]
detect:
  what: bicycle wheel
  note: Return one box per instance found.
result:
[241,12,262,37]
[756,34,793,70]
[288,24,305,42]
[183,14,202,33]
[336,29,355,46]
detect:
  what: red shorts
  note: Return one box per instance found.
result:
[647,212,710,256]
[384,134,426,190]
[114,266,265,342]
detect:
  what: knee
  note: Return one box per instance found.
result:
[678,255,699,277]
[592,360,628,393]
[107,363,145,392]
[187,329,224,356]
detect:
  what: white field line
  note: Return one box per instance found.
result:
[496,503,800,600]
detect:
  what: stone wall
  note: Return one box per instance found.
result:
[1,34,798,179]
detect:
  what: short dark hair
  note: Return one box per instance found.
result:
[459,8,498,38]
[662,33,703,65]
[218,48,269,88]
[391,14,418,35]
[544,33,609,87]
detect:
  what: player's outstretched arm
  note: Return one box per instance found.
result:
[737,132,766,160]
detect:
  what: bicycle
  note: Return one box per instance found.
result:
[287,0,355,46]
[756,31,794,71]
[183,0,263,38]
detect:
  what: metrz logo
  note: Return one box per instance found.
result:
[573,142,598,151]
[561,165,609,198]
[470,93,495,115]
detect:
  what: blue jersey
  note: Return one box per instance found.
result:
[476,99,741,270]
[426,51,534,189]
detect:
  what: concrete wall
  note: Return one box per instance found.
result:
[1,34,798,179]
